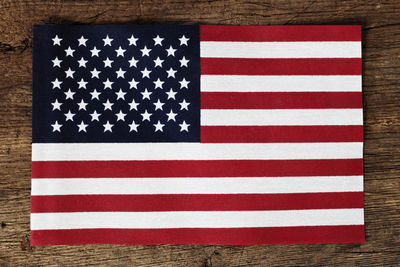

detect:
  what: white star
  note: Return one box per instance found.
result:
[153,35,164,46]
[103,99,114,111]
[91,68,101,79]
[166,45,177,56]
[115,89,126,100]
[77,78,88,89]
[166,109,177,121]
[153,120,165,132]
[103,57,113,68]
[103,121,113,132]
[153,78,164,89]
[141,67,151,78]
[179,99,190,110]
[90,89,101,100]
[141,88,152,100]
[77,36,88,46]
[179,35,190,46]
[116,68,126,78]
[140,46,151,57]
[179,121,190,132]
[90,110,101,121]
[128,56,139,67]
[65,46,75,57]
[90,46,101,57]
[165,88,177,100]
[153,57,164,68]
[129,120,139,132]
[128,78,139,89]
[141,110,152,121]
[52,35,62,46]
[115,110,127,121]
[65,68,75,78]
[52,57,62,67]
[179,56,189,67]
[166,67,177,78]
[115,46,126,57]
[128,35,138,46]
[77,99,88,110]
[77,121,88,132]
[51,78,62,89]
[51,121,62,132]
[77,57,88,68]
[64,110,75,121]
[153,99,164,111]
[103,35,113,46]
[51,99,62,111]
[103,78,113,90]
[64,89,75,100]
[179,78,190,89]
[129,98,139,110]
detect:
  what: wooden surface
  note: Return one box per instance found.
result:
[1,0,400,266]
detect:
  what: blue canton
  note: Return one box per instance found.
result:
[32,25,200,143]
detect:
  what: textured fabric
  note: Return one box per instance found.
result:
[31,25,364,246]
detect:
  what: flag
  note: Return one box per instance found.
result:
[31,25,364,246]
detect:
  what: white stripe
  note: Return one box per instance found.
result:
[30,209,364,230]
[31,176,363,195]
[201,41,361,58]
[201,75,361,92]
[201,109,363,126]
[32,142,362,161]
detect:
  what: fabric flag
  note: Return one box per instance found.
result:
[31,25,364,246]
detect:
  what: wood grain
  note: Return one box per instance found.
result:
[1,0,400,266]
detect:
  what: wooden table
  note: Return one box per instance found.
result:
[1,1,399,266]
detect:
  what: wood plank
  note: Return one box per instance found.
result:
[1,0,400,266]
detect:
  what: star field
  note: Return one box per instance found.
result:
[32,25,200,143]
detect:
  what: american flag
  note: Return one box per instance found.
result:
[31,25,364,245]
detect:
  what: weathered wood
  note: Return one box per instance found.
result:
[1,0,400,266]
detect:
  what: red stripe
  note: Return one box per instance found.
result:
[201,126,363,143]
[201,92,362,109]
[31,159,363,178]
[200,25,361,42]
[201,58,361,75]
[31,225,365,246]
[31,192,364,213]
